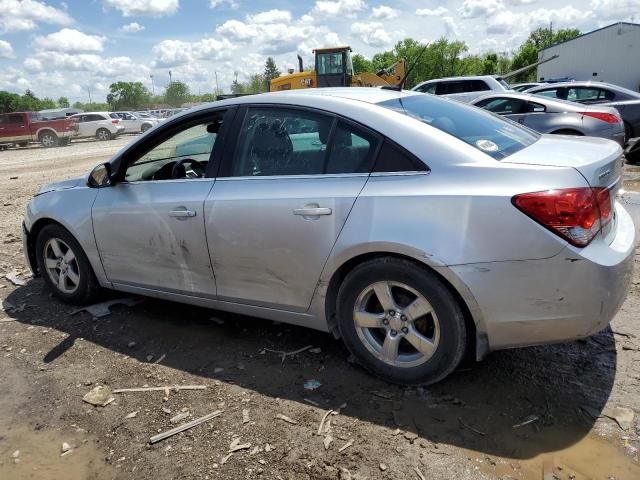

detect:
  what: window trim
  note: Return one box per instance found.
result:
[217,103,383,179]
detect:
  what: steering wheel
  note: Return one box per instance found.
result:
[171,159,206,179]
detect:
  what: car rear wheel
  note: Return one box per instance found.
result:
[96,128,112,141]
[35,224,101,305]
[39,131,58,148]
[336,257,467,385]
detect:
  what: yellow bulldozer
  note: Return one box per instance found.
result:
[269,46,406,91]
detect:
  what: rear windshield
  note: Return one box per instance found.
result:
[377,94,539,160]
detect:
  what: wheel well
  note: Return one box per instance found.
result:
[550,129,583,136]
[38,129,57,140]
[26,218,63,275]
[324,252,477,358]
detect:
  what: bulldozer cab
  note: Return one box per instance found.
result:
[314,47,354,87]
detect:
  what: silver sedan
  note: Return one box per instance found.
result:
[22,88,636,385]
[471,92,625,146]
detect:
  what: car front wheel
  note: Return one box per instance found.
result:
[35,224,101,305]
[336,257,467,385]
[39,131,58,148]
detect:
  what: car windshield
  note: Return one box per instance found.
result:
[377,94,539,160]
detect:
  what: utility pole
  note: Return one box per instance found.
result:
[169,71,173,84]
[87,86,92,104]
[150,74,155,95]
[215,71,219,93]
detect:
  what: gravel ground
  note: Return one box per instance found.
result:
[1,140,640,480]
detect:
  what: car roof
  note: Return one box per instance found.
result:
[71,111,111,116]
[471,91,617,112]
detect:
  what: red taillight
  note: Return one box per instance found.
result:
[580,112,621,124]
[112,119,120,124]
[512,187,612,247]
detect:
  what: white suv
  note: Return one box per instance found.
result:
[412,75,512,103]
[68,112,125,141]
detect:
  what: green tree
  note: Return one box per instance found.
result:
[482,53,498,75]
[352,54,373,74]
[510,27,581,82]
[247,73,267,93]
[108,81,152,110]
[0,91,22,113]
[40,97,56,109]
[230,76,245,94]
[57,96,70,108]
[164,81,190,107]
[263,57,281,83]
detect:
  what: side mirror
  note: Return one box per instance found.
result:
[88,162,112,188]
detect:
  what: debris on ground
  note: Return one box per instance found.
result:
[220,452,233,464]
[275,413,298,425]
[5,270,26,286]
[414,466,427,480]
[210,317,225,325]
[61,442,72,456]
[318,408,338,435]
[323,434,333,450]
[304,398,320,407]
[512,414,540,428]
[127,341,136,348]
[458,417,487,436]
[154,353,166,364]
[304,379,322,390]
[70,298,143,318]
[229,438,251,452]
[379,463,388,471]
[309,347,322,354]
[602,407,635,431]
[82,385,115,407]
[12,450,20,461]
[262,344,314,362]
[149,410,223,444]
[242,408,250,424]
[370,390,395,400]
[170,412,189,424]
[338,439,354,452]
[113,385,207,393]
[125,411,138,419]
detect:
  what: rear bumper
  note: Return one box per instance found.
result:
[452,202,636,351]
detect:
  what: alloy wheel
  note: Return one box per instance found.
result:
[43,238,80,294]
[41,134,56,147]
[353,281,440,368]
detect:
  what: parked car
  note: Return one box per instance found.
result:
[68,112,125,141]
[113,111,160,134]
[0,111,78,148]
[524,81,640,141]
[471,92,625,145]
[22,88,635,385]
[412,75,511,103]
[511,82,546,92]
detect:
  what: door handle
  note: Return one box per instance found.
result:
[293,207,332,216]
[168,209,196,218]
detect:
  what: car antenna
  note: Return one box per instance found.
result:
[382,43,429,91]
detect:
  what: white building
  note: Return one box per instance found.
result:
[537,22,640,91]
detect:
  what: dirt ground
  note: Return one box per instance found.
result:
[1,138,640,480]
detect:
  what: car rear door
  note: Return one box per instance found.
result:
[475,97,529,124]
[1,113,30,142]
[204,105,381,312]
[92,109,233,298]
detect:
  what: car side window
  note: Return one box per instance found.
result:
[535,88,560,99]
[528,101,546,113]
[325,120,378,174]
[7,113,25,124]
[230,107,333,177]
[124,113,224,182]
[469,80,490,92]
[416,83,437,94]
[477,98,526,115]
[373,139,427,173]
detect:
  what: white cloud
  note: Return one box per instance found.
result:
[487,6,594,34]
[217,20,259,41]
[152,37,233,67]
[459,0,503,19]
[210,0,239,8]
[33,28,106,53]
[120,22,145,33]
[0,0,73,34]
[590,0,639,21]
[351,22,392,48]
[371,5,398,20]
[23,57,43,73]
[416,7,449,16]
[247,9,292,24]
[0,39,13,58]
[443,16,460,38]
[102,0,179,17]
[312,0,367,18]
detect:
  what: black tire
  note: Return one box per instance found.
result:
[336,257,466,385]
[39,131,59,148]
[35,224,101,305]
[141,123,151,133]
[624,122,633,143]
[96,128,112,141]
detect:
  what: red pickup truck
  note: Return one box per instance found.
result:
[0,112,78,148]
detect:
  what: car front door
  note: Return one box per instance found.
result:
[204,106,380,312]
[91,109,232,297]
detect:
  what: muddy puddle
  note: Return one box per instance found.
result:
[469,431,640,480]
[0,426,115,480]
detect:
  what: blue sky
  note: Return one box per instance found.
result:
[0,0,637,102]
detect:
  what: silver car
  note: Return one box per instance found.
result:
[113,111,160,134]
[22,88,635,385]
[471,92,625,146]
